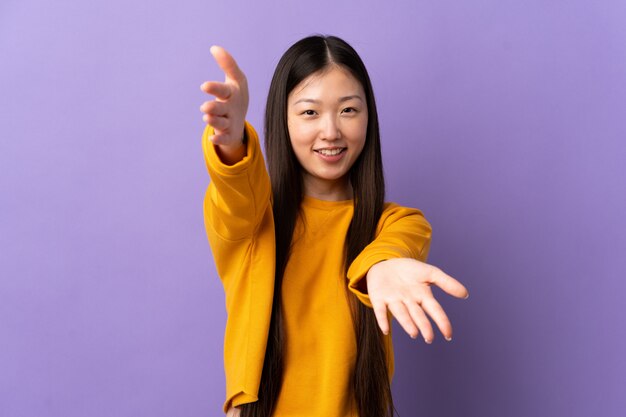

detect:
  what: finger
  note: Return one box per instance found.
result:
[201,81,231,100]
[205,114,229,131]
[406,301,434,343]
[372,301,390,335]
[420,297,453,341]
[429,266,469,299]
[387,302,419,339]
[210,45,245,82]
[200,100,229,117]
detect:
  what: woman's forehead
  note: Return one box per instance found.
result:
[288,66,364,102]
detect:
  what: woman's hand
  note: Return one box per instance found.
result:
[366,258,469,343]
[200,46,249,162]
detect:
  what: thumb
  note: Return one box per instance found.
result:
[210,45,244,82]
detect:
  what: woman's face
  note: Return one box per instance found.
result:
[287,65,368,200]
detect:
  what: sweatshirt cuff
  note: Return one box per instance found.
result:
[347,250,408,308]
[348,253,388,307]
[223,391,258,414]
[202,121,260,177]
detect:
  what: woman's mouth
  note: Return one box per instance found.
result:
[314,147,346,156]
[314,147,347,162]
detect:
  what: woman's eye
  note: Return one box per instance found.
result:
[342,107,356,114]
[302,110,316,116]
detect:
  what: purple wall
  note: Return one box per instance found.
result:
[1,1,625,416]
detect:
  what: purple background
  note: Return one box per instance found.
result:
[1,0,625,416]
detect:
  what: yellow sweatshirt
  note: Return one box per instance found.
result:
[202,122,432,415]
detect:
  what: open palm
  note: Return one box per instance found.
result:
[366,258,469,343]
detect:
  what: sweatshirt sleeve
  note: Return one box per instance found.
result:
[346,203,432,307]
[202,122,277,412]
[202,121,271,242]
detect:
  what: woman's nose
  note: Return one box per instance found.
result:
[321,115,341,141]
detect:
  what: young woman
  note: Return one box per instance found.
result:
[199,35,469,417]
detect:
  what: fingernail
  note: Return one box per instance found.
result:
[424,338,432,344]
[464,293,469,299]
[445,336,452,342]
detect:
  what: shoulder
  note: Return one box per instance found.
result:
[380,201,429,222]
[376,202,432,235]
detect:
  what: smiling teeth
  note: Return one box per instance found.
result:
[317,148,344,156]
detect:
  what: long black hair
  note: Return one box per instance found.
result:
[239,35,392,417]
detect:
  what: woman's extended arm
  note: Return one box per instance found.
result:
[346,204,469,343]
[199,48,275,412]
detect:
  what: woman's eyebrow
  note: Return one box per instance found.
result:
[293,95,364,105]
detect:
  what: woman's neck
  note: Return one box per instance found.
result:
[302,174,353,201]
